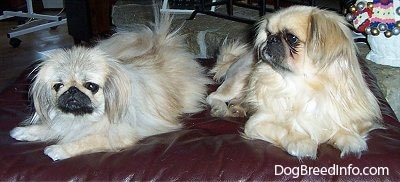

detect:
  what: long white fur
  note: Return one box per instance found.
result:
[208,6,382,159]
[10,8,210,161]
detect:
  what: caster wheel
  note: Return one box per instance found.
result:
[9,38,21,48]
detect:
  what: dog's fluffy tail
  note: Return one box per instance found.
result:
[210,41,249,82]
[152,5,178,40]
[96,4,182,60]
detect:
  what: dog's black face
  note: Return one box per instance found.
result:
[54,83,99,116]
[258,30,301,73]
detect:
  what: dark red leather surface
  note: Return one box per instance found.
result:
[0,59,399,181]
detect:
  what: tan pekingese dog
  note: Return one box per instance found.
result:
[207,6,382,159]
[10,9,210,161]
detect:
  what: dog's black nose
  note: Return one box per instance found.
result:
[267,35,280,44]
[65,86,79,94]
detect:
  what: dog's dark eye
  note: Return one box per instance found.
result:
[285,33,300,55]
[84,82,99,94]
[53,83,64,92]
[285,33,299,47]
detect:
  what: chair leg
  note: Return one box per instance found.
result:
[259,0,266,16]
[274,0,280,10]
[227,0,233,16]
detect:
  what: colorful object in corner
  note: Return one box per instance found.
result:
[349,1,373,32]
[347,0,400,37]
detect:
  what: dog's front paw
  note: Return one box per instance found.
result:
[10,126,43,141]
[44,145,72,161]
[286,138,318,160]
[332,134,367,158]
[210,105,229,117]
[228,103,246,117]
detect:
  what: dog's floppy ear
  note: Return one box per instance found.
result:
[29,63,55,123]
[306,9,357,67]
[306,9,381,124]
[103,59,131,123]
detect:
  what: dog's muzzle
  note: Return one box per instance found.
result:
[258,35,290,72]
[57,86,94,115]
[259,35,284,62]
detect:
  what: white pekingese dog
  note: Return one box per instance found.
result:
[207,6,382,159]
[10,10,210,161]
